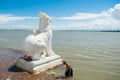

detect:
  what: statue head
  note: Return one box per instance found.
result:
[39,12,51,32]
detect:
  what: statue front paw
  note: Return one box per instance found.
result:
[40,55,46,59]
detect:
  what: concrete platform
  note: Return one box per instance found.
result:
[15,55,63,74]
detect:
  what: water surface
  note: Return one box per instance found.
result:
[0,31,120,80]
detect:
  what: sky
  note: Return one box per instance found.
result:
[0,0,120,30]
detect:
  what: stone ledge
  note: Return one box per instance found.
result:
[15,55,63,74]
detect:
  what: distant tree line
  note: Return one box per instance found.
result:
[101,30,120,32]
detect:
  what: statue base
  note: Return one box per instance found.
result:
[15,55,63,74]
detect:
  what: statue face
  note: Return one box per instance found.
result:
[39,12,51,31]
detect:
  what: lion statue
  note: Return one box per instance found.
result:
[23,12,55,60]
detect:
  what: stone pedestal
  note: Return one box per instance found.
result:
[15,55,63,74]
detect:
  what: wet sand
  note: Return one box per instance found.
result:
[0,48,66,80]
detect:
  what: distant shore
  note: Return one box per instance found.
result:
[0,29,120,32]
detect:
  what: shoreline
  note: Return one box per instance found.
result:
[0,48,66,80]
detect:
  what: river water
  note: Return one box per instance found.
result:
[0,30,120,80]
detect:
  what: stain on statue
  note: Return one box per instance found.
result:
[23,12,55,60]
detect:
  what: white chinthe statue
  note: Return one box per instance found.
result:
[23,12,55,60]
[15,12,63,73]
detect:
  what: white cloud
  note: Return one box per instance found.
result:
[12,25,35,29]
[57,13,106,20]
[107,4,120,19]
[0,24,36,30]
[0,14,37,24]
[56,18,120,30]
[53,3,120,30]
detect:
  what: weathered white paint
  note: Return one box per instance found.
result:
[23,12,55,60]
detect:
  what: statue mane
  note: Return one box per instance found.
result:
[39,12,51,32]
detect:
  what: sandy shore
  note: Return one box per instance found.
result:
[0,48,67,80]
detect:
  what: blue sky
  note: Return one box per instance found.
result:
[0,0,120,30]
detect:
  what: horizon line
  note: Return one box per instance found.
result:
[0,29,120,32]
